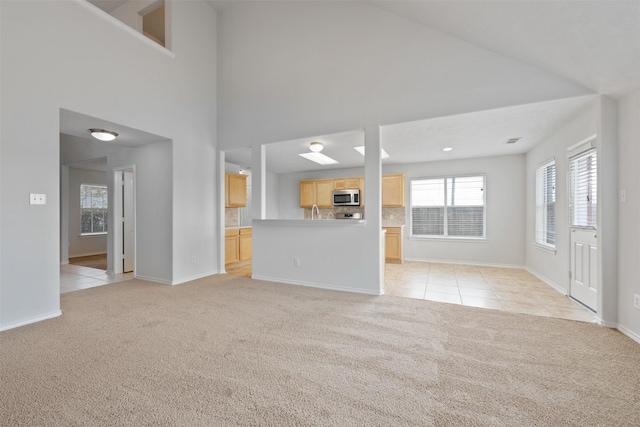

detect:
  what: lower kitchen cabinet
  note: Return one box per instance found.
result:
[239,228,252,261]
[225,227,252,265]
[384,227,403,263]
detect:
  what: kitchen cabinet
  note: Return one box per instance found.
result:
[225,227,252,265]
[382,174,405,207]
[239,228,252,261]
[384,227,403,263]
[226,173,247,207]
[225,228,240,264]
[299,179,333,208]
[333,177,361,190]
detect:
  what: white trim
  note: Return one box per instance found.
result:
[134,274,172,285]
[525,266,567,295]
[171,271,220,285]
[533,243,557,255]
[60,261,70,265]
[616,324,640,345]
[251,275,382,296]
[69,251,107,258]
[79,233,107,238]
[0,310,62,332]
[566,134,597,158]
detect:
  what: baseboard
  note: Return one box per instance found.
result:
[69,251,107,258]
[134,274,172,285]
[251,275,382,296]
[524,266,567,295]
[60,261,69,265]
[171,271,219,285]
[596,318,618,328]
[404,258,524,269]
[616,324,640,345]
[0,310,62,332]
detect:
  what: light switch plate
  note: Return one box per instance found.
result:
[30,193,46,205]
[621,189,627,203]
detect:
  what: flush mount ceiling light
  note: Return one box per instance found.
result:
[353,146,390,159]
[89,129,118,141]
[299,152,339,165]
[309,141,324,152]
[505,137,521,145]
[442,147,454,152]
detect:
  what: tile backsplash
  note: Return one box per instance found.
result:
[225,208,239,227]
[303,206,406,225]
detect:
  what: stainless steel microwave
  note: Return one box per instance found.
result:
[332,189,360,206]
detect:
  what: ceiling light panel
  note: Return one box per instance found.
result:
[298,152,339,165]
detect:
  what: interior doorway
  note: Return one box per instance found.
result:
[113,166,136,275]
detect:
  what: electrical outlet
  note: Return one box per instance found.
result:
[634,294,640,310]
[621,189,627,203]
[294,258,300,267]
[190,255,196,264]
[30,193,46,205]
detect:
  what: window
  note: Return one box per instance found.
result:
[411,175,485,238]
[569,149,597,228]
[81,184,108,235]
[535,160,556,248]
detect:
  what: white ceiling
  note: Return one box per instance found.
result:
[225,95,597,174]
[222,1,638,174]
[87,0,129,14]
[371,0,640,100]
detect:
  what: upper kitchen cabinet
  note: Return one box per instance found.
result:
[226,172,247,207]
[299,179,333,208]
[382,174,405,207]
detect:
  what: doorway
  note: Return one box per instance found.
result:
[113,166,136,275]
[568,146,598,311]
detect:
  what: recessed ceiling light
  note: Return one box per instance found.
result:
[89,129,118,141]
[299,152,339,165]
[353,146,390,159]
[442,147,453,152]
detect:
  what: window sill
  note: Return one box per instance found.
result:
[534,243,556,255]
[80,233,107,238]
[410,236,486,243]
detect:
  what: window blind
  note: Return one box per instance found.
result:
[411,175,485,238]
[569,149,597,228]
[81,184,108,234]
[535,160,556,247]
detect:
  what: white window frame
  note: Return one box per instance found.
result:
[535,158,556,252]
[410,174,486,240]
[80,183,108,236]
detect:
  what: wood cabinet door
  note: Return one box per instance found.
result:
[225,234,239,264]
[346,178,360,189]
[316,180,333,207]
[382,174,405,207]
[333,179,346,190]
[300,181,316,208]
[227,173,247,207]
[384,228,402,262]
[239,233,252,261]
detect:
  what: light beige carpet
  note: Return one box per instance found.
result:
[1,274,638,426]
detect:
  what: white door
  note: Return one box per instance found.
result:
[123,171,134,273]
[570,229,597,310]
[568,148,597,311]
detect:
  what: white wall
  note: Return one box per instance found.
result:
[67,167,108,258]
[0,0,216,330]
[525,101,599,290]
[616,88,640,340]
[385,155,526,266]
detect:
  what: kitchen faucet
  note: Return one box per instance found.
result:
[311,204,320,220]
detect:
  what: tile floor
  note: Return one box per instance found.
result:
[385,261,597,322]
[60,263,133,294]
